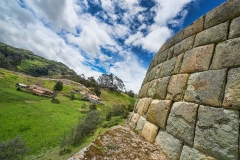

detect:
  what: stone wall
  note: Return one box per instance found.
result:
[128,1,240,159]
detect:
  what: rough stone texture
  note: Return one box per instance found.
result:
[184,69,227,107]
[147,77,170,100]
[155,131,183,160]
[148,67,157,82]
[69,125,167,160]
[153,77,170,100]
[138,83,149,98]
[194,105,239,160]
[135,116,146,132]
[160,57,177,78]
[194,21,228,47]
[166,74,189,101]
[136,98,152,117]
[229,16,240,39]
[166,102,198,146]
[154,64,162,79]
[204,0,240,29]
[165,30,184,49]
[211,37,240,69]
[180,145,216,160]
[167,47,174,60]
[146,100,172,129]
[180,44,214,73]
[157,49,168,64]
[141,121,159,143]
[223,68,240,110]
[174,35,195,57]
[129,113,140,128]
[183,16,205,39]
[173,53,184,74]
[159,42,167,53]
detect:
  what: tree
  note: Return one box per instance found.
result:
[126,90,135,97]
[52,81,63,99]
[97,73,125,92]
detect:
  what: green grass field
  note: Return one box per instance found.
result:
[0,68,136,159]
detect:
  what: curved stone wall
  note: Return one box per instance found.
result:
[128,1,240,159]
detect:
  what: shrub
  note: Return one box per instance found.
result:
[0,136,28,160]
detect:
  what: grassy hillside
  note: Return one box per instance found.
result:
[0,42,77,77]
[0,68,136,159]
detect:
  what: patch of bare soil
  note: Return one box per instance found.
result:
[69,124,167,160]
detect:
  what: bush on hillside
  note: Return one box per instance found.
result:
[106,104,129,121]
[0,136,28,160]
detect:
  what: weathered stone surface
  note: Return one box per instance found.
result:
[194,21,228,47]
[148,67,157,82]
[157,49,168,64]
[154,64,162,79]
[180,44,214,73]
[229,16,240,39]
[155,131,183,160]
[135,116,146,132]
[129,113,140,128]
[173,53,184,74]
[166,74,189,101]
[184,69,227,107]
[136,98,152,117]
[133,99,139,112]
[180,145,216,160]
[153,77,170,100]
[167,47,174,60]
[183,16,205,39]
[174,35,195,57]
[138,83,149,98]
[211,37,240,69]
[160,57,177,78]
[147,77,170,100]
[223,68,240,110]
[141,121,159,143]
[165,30,184,49]
[146,100,172,129]
[194,105,239,160]
[204,0,240,29]
[166,102,198,146]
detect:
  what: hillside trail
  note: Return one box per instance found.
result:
[69,123,167,160]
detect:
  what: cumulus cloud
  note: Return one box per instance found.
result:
[0,0,197,93]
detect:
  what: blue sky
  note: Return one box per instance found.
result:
[0,0,226,93]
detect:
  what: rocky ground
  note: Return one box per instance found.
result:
[69,124,167,160]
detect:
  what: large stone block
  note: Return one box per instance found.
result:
[165,30,184,49]
[146,100,172,129]
[157,49,168,64]
[174,35,195,57]
[160,57,177,78]
[194,105,239,160]
[154,64,162,79]
[141,121,159,143]
[180,145,216,160]
[138,83,149,98]
[167,47,174,60]
[194,21,228,47]
[135,116,146,132]
[229,16,240,39]
[180,44,214,73]
[166,74,189,101]
[166,102,198,146]
[147,77,170,100]
[204,0,240,29]
[184,69,227,107]
[211,37,240,69]
[135,98,152,117]
[173,53,184,74]
[155,131,183,160]
[129,113,140,128]
[183,16,205,39]
[223,68,240,110]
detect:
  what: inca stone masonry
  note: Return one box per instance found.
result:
[128,0,240,159]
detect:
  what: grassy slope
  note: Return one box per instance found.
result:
[0,68,136,159]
